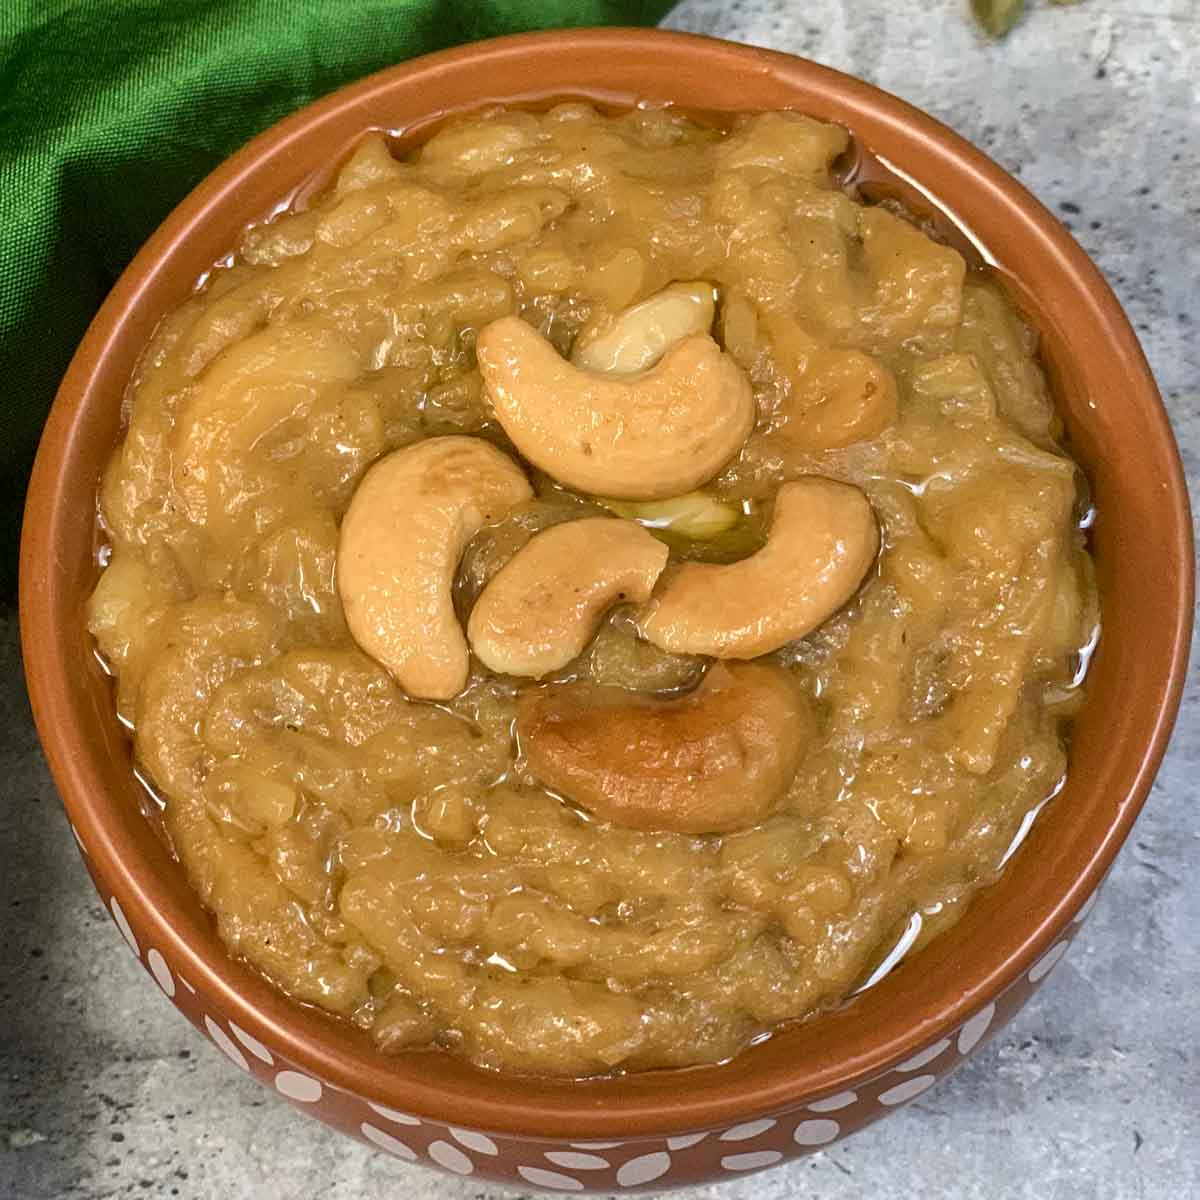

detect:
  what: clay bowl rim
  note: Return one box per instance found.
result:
[19,28,1193,1141]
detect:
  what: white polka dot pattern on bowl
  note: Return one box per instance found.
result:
[275,1070,322,1103]
[519,1166,585,1191]
[807,1090,857,1113]
[957,1001,996,1055]
[350,982,1028,1184]
[616,1152,672,1187]
[204,1016,248,1072]
[451,1127,497,1155]
[230,1021,273,1064]
[546,1151,610,1170]
[147,948,174,998]
[109,896,139,957]
[1028,940,1069,982]
[367,1101,422,1126]
[1073,891,1099,924]
[894,1038,950,1072]
[877,1074,937,1106]
[721,1150,783,1171]
[360,1122,416,1160]
[719,1118,776,1141]
[793,1118,841,1146]
[428,1139,474,1175]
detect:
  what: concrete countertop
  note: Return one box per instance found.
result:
[2,1,1196,1196]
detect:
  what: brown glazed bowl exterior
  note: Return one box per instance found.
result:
[20,29,1193,1193]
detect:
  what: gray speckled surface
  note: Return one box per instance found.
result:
[2,2,1197,1197]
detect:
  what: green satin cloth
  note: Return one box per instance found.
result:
[1,0,672,594]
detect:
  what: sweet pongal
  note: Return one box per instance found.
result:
[88,104,1098,1076]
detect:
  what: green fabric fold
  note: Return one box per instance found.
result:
[1,0,673,593]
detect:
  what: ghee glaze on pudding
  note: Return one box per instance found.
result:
[88,104,1099,1077]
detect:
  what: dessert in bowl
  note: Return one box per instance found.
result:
[20,29,1192,1192]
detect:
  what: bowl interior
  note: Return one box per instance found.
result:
[20,29,1192,1138]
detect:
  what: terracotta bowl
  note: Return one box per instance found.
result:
[20,29,1193,1193]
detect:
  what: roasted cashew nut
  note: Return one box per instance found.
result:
[476,315,754,500]
[517,661,812,834]
[639,477,879,658]
[574,284,737,539]
[468,518,668,678]
[337,436,532,700]
[571,282,716,374]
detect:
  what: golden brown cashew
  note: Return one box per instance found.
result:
[571,282,717,374]
[517,662,812,834]
[468,518,668,678]
[475,316,754,499]
[337,436,532,700]
[639,477,879,658]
